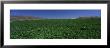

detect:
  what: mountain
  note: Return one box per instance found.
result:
[10,16,43,21]
[76,16,101,19]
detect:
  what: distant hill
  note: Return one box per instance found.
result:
[71,16,100,19]
[10,16,101,21]
[77,16,101,19]
[10,16,43,21]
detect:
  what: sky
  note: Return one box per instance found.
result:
[10,10,101,19]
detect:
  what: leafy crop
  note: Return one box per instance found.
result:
[10,18,101,39]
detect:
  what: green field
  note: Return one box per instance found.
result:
[10,18,101,39]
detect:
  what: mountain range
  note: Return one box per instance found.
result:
[10,16,43,21]
[10,16,100,21]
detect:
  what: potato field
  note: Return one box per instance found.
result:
[10,18,101,39]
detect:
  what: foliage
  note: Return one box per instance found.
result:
[10,18,101,39]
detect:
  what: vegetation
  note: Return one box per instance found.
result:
[10,18,101,39]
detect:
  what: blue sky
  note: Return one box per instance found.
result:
[10,10,101,19]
